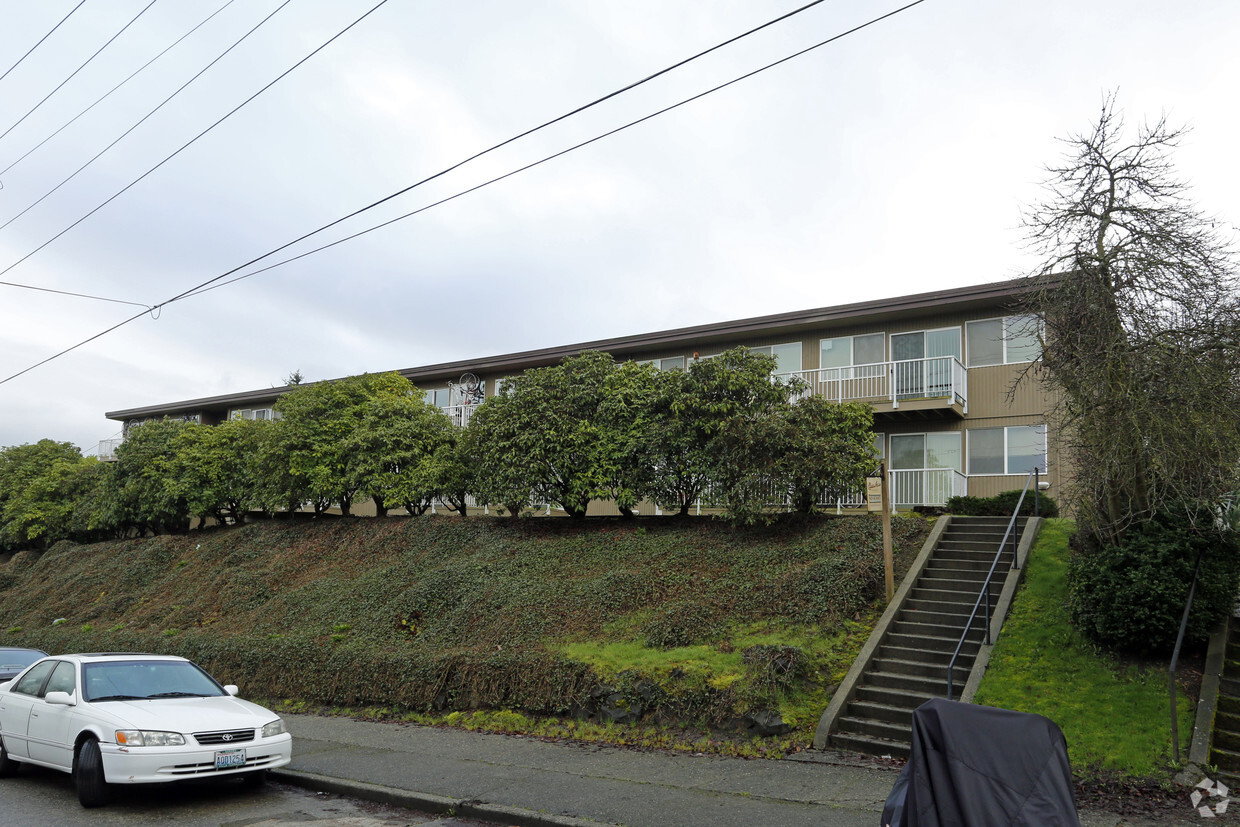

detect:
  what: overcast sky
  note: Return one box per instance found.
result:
[1,0,1237,453]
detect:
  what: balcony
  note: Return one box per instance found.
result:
[889,468,967,508]
[779,356,968,419]
[96,438,123,462]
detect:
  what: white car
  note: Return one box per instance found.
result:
[0,652,292,807]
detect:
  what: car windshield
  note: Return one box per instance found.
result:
[82,660,227,702]
[0,650,44,670]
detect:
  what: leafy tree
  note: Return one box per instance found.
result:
[648,347,797,517]
[1022,96,1240,546]
[167,419,268,526]
[465,393,534,519]
[471,353,630,518]
[774,397,876,513]
[344,393,457,516]
[0,440,94,550]
[110,419,193,535]
[275,372,416,516]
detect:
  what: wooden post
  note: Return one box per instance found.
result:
[881,460,893,601]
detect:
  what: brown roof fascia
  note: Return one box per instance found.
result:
[105,276,1040,422]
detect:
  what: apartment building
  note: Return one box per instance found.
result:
[104,277,1058,513]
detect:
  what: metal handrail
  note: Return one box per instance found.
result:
[946,467,1040,700]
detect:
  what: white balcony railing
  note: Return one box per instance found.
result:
[442,404,476,428]
[889,468,967,508]
[778,356,968,412]
[96,438,122,462]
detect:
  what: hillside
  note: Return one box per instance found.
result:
[0,513,930,750]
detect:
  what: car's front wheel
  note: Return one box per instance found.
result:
[0,735,19,778]
[74,739,110,808]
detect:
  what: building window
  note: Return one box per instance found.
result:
[966,315,1042,367]
[749,342,802,374]
[424,389,452,408]
[890,432,962,472]
[232,408,275,421]
[820,333,885,370]
[967,425,1047,475]
[637,356,685,372]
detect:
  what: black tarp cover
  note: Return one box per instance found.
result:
[881,698,1080,827]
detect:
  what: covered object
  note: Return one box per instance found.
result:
[882,698,1079,826]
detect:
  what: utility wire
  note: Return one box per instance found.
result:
[0,280,149,308]
[181,0,928,304]
[0,0,928,386]
[0,0,158,144]
[0,0,390,285]
[0,0,88,85]
[0,0,282,232]
[0,0,239,179]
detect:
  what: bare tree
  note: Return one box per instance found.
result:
[1022,95,1240,545]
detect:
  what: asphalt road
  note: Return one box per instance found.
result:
[0,764,503,827]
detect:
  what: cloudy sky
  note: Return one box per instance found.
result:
[1,0,1237,452]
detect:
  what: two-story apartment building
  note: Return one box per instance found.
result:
[104,277,1059,514]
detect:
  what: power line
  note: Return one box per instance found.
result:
[0,0,929,386]
[0,0,88,85]
[0,0,390,285]
[1,0,824,297]
[0,0,159,144]
[180,0,928,303]
[0,0,239,180]
[0,280,149,309]
[0,0,284,232]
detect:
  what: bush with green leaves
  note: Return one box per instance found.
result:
[946,488,1059,518]
[1067,509,1240,654]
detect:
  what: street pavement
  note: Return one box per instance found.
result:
[274,713,1177,827]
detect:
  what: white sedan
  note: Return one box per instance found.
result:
[0,652,292,807]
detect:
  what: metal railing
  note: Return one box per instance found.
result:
[946,467,1041,700]
[778,355,968,412]
[890,468,967,508]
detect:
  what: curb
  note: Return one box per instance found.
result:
[272,768,613,827]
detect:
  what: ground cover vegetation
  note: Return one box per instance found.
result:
[974,519,1194,778]
[1020,97,1240,653]
[0,513,930,754]
[0,348,877,553]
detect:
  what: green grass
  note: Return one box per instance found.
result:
[974,518,1192,776]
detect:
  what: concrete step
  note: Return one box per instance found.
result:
[903,596,994,616]
[885,632,981,656]
[890,619,985,641]
[829,730,911,760]
[1211,744,1240,773]
[907,586,988,606]
[871,656,962,680]
[918,564,996,583]
[834,714,911,743]
[878,645,974,668]
[845,700,918,726]
[1218,695,1240,717]
[864,670,950,696]
[895,607,971,628]
[854,684,938,709]
[923,555,1011,572]
[1213,727,1240,753]
[936,538,1016,553]
[1221,676,1240,698]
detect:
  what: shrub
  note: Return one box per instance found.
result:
[1067,510,1240,654]
[641,602,725,649]
[946,489,1059,518]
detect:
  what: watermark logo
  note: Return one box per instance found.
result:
[1192,777,1230,818]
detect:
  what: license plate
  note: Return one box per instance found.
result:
[215,749,246,769]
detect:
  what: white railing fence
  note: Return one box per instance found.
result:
[778,355,967,411]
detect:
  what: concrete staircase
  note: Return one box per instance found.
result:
[1208,616,1240,785]
[825,516,1027,758]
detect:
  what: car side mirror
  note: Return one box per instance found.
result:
[44,691,75,706]
[224,685,239,696]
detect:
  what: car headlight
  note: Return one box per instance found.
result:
[115,730,186,747]
[261,718,287,739]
